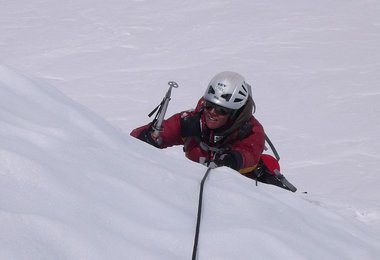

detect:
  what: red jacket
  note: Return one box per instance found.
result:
[130,98,265,174]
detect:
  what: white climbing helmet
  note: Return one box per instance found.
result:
[204,71,251,110]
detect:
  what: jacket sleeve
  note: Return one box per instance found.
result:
[157,113,185,147]
[130,112,185,148]
[230,117,265,174]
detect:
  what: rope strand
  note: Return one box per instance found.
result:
[192,167,212,260]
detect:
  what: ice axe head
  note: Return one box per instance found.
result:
[168,81,179,88]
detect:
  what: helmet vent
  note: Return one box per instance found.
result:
[238,90,247,96]
[207,85,215,94]
[221,94,232,101]
[241,84,247,92]
[234,98,243,103]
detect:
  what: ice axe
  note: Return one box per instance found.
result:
[148,81,179,139]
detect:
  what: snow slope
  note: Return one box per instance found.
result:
[1,64,379,259]
[1,0,380,259]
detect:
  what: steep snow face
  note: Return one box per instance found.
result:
[0,67,379,259]
[0,65,198,259]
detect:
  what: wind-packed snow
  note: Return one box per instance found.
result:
[1,0,380,259]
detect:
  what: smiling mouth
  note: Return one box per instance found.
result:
[207,114,218,122]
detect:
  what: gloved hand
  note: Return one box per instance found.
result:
[137,126,161,148]
[214,152,241,171]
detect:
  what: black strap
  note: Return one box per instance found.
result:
[199,141,228,154]
[265,134,280,161]
[192,167,212,260]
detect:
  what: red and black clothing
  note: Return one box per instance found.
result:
[130,97,265,175]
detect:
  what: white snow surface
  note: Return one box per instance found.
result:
[1,0,380,259]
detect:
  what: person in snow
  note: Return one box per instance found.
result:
[131,71,295,191]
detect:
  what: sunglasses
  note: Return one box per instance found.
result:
[203,101,233,116]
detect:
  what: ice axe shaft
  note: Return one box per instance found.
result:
[149,81,178,138]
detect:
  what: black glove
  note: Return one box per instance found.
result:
[251,160,266,179]
[214,152,242,171]
[137,127,161,148]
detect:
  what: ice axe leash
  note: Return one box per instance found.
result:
[192,165,213,260]
[148,81,179,138]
